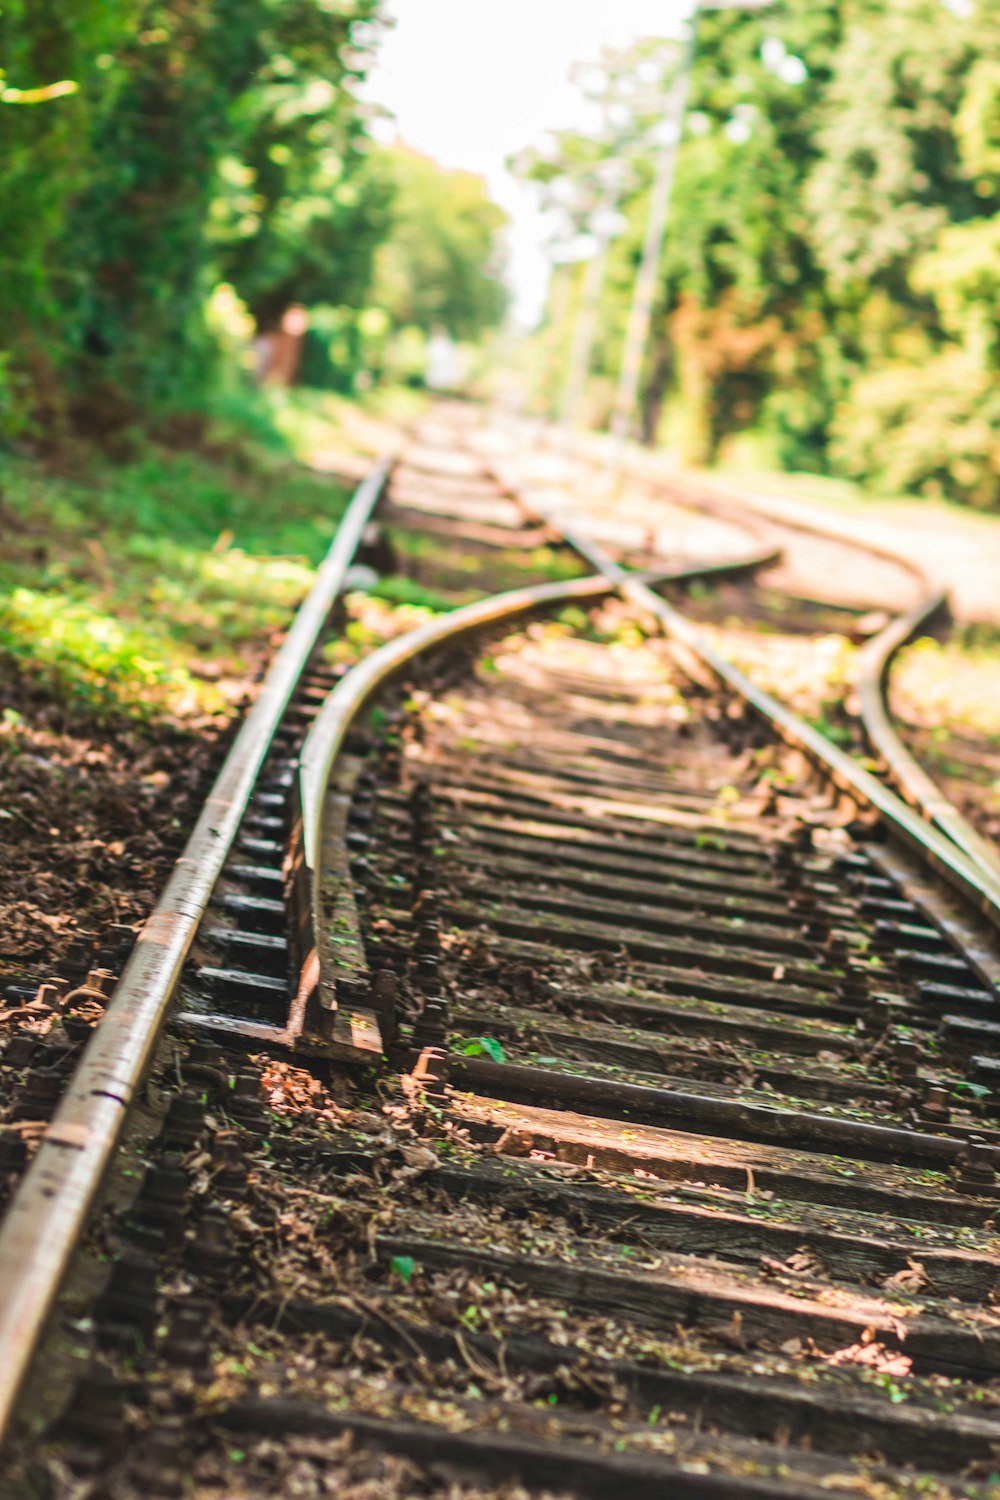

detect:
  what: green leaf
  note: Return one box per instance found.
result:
[390,1255,416,1283]
[955,1081,991,1099]
[460,1036,506,1063]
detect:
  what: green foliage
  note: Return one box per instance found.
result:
[211,8,393,331]
[370,146,509,340]
[390,1255,416,1282]
[267,142,511,390]
[368,576,454,612]
[0,0,140,351]
[72,3,268,399]
[831,352,1000,508]
[459,1036,506,1063]
[913,216,1000,365]
[0,405,352,718]
[0,0,389,426]
[956,54,1000,183]
[1,0,509,431]
[0,587,213,718]
[806,0,985,293]
[0,352,31,442]
[518,0,1000,506]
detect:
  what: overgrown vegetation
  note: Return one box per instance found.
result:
[0,4,513,718]
[0,390,360,718]
[0,2,508,440]
[518,0,1000,508]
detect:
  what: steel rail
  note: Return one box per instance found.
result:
[7,414,1000,1488]
[0,523,775,1447]
[511,432,996,866]
[4,421,998,1491]
[488,441,1000,939]
[858,593,1000,883]
[531,506,1000,934]
[636,458,930,594]
[300,548,779,1009]
[518,417,930,597]
[0,452,393,1448]
[619,459,1000,896]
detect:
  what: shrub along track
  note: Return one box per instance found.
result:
[1,413,1000,1497]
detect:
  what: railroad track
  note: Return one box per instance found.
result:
[2,413,1000,1498]
[497,422,1000,883]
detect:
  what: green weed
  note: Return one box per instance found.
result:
[0,399,353,720]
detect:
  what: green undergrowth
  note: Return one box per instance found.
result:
[387,527,588,600]
[0,388,366,721]
[266,384,429,458]
[552,604,650,649]
[368,576,457,613]
[324,593,447,670]
[896,626,1000,744]
[894,627,1000,817]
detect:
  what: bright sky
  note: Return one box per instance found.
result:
[366,0,693,326]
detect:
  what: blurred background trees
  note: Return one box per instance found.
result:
[2,0,998,509]
[371,147,507,335]
[297,146,509,392]
[517,0,1000,507]
[0,0,507,441]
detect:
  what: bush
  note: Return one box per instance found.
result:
[830,353,1000,507]
[0,587,219,719]
[0,352,32,443]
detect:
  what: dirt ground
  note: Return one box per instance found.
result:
[0,667,225,992]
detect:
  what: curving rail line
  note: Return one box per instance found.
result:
[1,429,999,1498]
[0,450,777,1451]
[639,458,1000,891]
[525,425,1000,890]
[513,500,1000,940]
[299,551,779,1047]
[0,454,395,1441]
[858,595,1000,885]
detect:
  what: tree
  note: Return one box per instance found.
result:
[515,0,1000,503]
[829,1,1000,507]
[370,146,508,340]
[211,7,393,333]
[514,18,831,457]
[67,0,388,406]
[0,0,141,428]
[0,0,388,430]
[806,0,990,295]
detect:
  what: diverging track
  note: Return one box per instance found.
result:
[2,413,1000,1498]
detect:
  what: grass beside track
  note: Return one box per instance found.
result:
[0,387,427,725]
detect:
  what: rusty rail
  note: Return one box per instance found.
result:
[4,427,1000,1494]
[858,592,1000,885]
[0,476,774,1446]
[0,453,393,1446]
[300,549,779,1037]
[494,425,1000,895]
[547,438,1000,900]
[525,505,1000,936]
